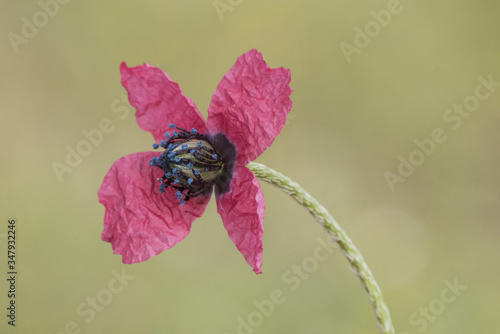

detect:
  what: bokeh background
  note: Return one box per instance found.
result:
[1,1,499,333]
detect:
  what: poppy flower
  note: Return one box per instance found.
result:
[98,49,292,274]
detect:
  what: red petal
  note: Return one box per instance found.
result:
[207,49,293,164]
[98,151,211,263]
[120,62,208,143]
[216,165,265,274]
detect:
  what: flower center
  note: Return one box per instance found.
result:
[149,125,235,205]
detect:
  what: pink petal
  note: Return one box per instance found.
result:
[98,151,211,263]
[120,62,208,143]
[216,165,265,274]
[207,49,293,165]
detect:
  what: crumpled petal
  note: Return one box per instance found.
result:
[207,49,293,165]
[216,165,265,274]
[98,151,211,263]
[120,62,208,143]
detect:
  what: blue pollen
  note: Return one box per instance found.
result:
[180,200,185,206]
[187,162,193,169]
[165,172,172,178]
[197,141,202,148]
[169,124,176,129]
[174,156,180,162]
[176,191,183,200]
[160,140,167,148]
[167,152,176,159]
[190,149,195,155]
[173,179,180,184]
[165,132,171,138]
[149,157,160,166]
[172,131,178,136]
[187,178,193,185]
[172,168,179,173]
[212,154,218,159]
[152,143,159,149]
[191,128,197,134]
[182,144,188,150]
[194,169,200,176]
[159,184,166,193]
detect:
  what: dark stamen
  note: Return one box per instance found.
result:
[150,125,232,204]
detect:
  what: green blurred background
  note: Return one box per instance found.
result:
[1,1,499,333]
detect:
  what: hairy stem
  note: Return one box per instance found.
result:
[247,162,394,334]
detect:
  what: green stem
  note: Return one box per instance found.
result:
[247,162,394,334]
